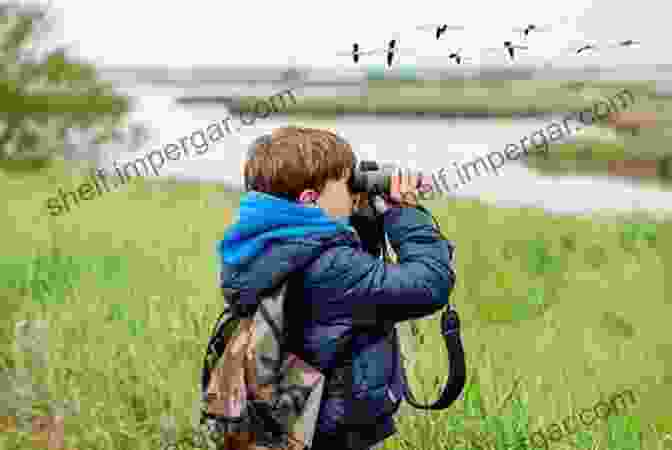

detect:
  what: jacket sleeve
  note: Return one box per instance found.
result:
[306,206,456,325]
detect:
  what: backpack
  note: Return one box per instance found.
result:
[199,280,325,450]
[199,233,354,450]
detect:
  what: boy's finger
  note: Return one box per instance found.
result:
[397,167,404,191]
[410,173,420,192]
[399,167,407,191]
[410,170,419,191]
[391,168,402,201]
[404,167,413,190]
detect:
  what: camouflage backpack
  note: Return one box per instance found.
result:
[199,280,325,450]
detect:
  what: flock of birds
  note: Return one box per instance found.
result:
[336,22,641,67]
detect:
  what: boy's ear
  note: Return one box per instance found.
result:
[298,189,319,204]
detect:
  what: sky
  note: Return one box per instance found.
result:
[26,0,669,69]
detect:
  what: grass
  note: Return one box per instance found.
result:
[1,157,671,449]
[229,79,661,117]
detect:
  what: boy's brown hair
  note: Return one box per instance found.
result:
[244,126,356,201]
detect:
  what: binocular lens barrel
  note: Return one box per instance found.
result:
[350,161,434,195]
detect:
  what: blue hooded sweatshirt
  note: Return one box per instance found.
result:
[218,191,353,267]
[216,190,457,449]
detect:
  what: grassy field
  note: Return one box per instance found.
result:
[229,79,662,117]
[0,158,671,449]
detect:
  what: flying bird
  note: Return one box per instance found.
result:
[351,43,361,63]
[448,49,472,64]
[610,39,641,48]
[416,23,465,40]
[376,38,418,68]
[512,23,553,38]
[337,39,416,68]
[335,43,382,63]
[386,39,397,67]
[436,24,448,41]
[484,41,528,61]
[437,24,448,40]
[575,44,598,54]
[551,42,599,60]
[504,41,529,60]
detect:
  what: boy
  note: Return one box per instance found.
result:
[217,127,456,449]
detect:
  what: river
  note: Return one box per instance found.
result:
[76,81,671,219]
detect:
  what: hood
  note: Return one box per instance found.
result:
[217,191,355,294]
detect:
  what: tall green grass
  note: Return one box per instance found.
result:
[1,158,670,449]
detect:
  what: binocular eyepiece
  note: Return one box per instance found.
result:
[349,160,433,196]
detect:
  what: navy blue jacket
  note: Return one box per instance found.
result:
[218,193,456,448]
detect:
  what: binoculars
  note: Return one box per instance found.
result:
[349,160,433,196]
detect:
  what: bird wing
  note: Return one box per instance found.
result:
[559,41,597,53]
[415,24,438,32]
[577,46,600,54]
[371,47,418,55]
[608,40,640,48]
[354,48,384,56]
[335,47,382,57]
[513,23,553,32]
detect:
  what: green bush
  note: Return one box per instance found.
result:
[0,2,130,170]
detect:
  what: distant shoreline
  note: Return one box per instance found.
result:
[173,79,658,118]
[174,96,556,118]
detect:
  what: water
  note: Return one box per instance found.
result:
[88,81,671,219]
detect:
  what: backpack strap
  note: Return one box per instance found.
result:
[399,306,466,410]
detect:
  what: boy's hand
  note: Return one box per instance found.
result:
[390,167,420,207]
[372,168,421,214]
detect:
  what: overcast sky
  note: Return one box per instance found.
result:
[31,0,668,69]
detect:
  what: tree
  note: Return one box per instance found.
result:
[0,2,130,169]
